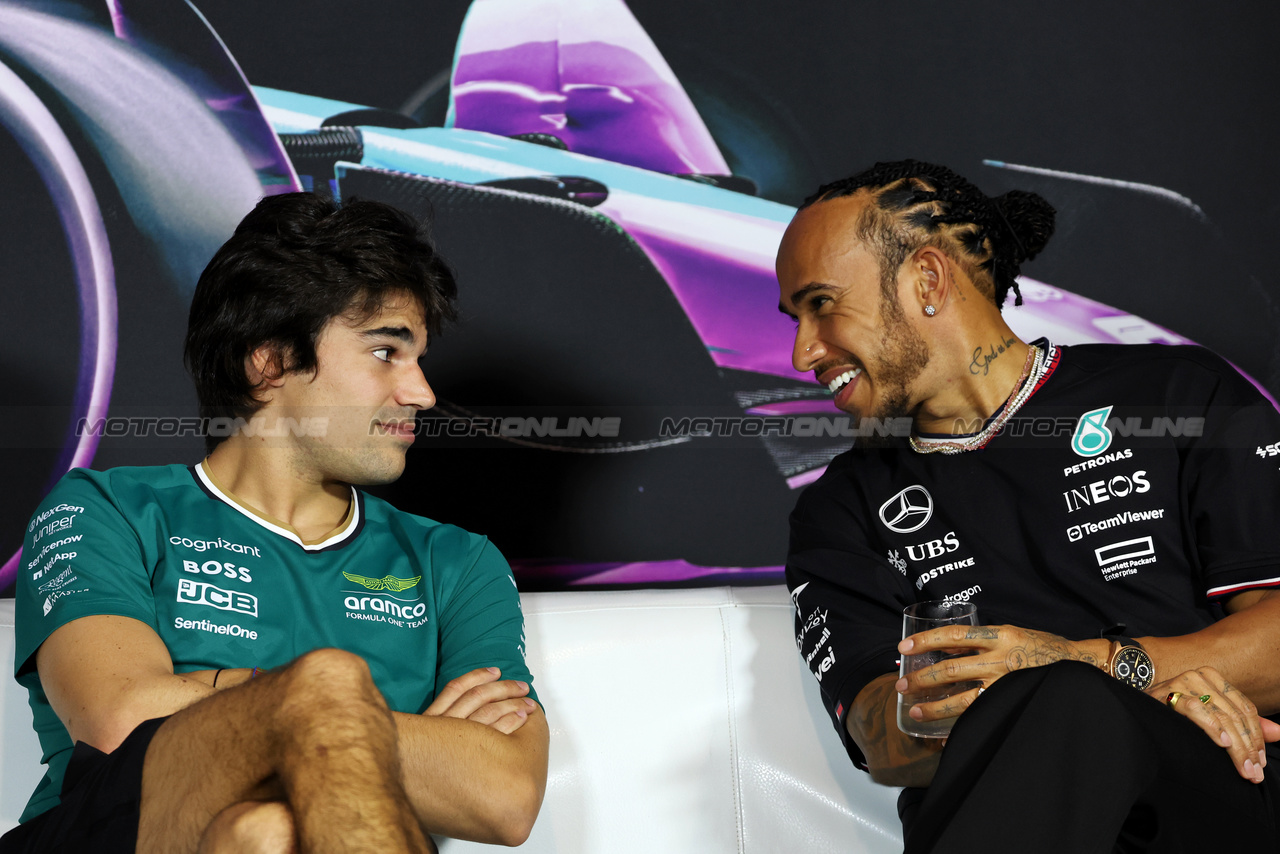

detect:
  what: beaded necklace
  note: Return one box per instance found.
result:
[909,342,1053,455]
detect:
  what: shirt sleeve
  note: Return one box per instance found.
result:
[431,537,538,709]
[786,472,915,771]
[14,469,158,676]
[1176,355,1280,600]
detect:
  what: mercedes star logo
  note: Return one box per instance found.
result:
[878,485,933,533]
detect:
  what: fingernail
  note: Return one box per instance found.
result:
[899,638,914,653]
[516,680,528,691]
[896,678,908,693]
[1245,759,1255,777]
[1260,751,1268,768]
[487,667,500,675]
[1220,731,1233,747]
[516,710,527,719]
[909,706,923,721]
[524,698,536,708]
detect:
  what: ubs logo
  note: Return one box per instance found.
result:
[878,486,933,534]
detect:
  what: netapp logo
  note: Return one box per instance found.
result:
[177,578,259,617]
[878,486,933,534]
[1062,471,1150,513]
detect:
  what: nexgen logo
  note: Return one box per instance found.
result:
[177,579,258,617]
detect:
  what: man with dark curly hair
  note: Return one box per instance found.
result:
[780,160,1280,852]
[2,193,547,853]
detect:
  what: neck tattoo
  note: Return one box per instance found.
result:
[910,342,1052,454]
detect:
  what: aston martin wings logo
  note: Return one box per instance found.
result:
[342,572,422,592]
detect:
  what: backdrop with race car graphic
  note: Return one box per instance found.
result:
[2,0,1277,594]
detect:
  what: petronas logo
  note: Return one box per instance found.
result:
[342,572,421,592]
[1071,406,1114,457]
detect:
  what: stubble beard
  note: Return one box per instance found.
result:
[851,284,930,447]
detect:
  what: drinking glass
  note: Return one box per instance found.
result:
[896,600,980,738]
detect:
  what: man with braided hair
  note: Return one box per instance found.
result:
[780,159,1280,851]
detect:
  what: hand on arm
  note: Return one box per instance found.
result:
[1138,590,1280,783]
[395,667,549,847]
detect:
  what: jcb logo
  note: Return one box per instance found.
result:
[177,579,258,617]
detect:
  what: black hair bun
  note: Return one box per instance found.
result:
[991,190,1056,262]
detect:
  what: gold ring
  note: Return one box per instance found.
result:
[1199,693,1212,705]
[1166,692,1184,709]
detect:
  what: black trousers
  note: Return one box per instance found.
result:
[898,661,1280,853]
[0,717,169,854]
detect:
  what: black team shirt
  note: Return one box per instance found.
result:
[786,342,1280,769]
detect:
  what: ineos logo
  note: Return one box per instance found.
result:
[878,486,933,534]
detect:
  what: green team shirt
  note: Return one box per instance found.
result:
[13,463,536,822]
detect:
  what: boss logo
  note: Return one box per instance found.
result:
[182,559,252,583]
[177,579,258,617]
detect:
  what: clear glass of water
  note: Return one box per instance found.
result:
[896,600,980,738]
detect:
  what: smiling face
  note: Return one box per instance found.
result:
[266,292,435,487]
[777,195,930,423]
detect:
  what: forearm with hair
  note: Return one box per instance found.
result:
[393,707,548,846]
[848,673,945,787]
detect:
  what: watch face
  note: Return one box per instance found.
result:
[1114,647,1154,689]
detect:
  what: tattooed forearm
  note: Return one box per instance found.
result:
[849,674,945,787]
[1004,630,1103,672]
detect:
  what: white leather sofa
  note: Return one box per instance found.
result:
[0,588,903,852]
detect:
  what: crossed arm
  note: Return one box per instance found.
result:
[36,614,548,845]
[849,589,1280,788]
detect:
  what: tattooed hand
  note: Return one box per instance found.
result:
[1147,667,1280,784]
[894,624,1107,726]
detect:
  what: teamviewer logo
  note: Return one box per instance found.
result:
[878,486,933,534]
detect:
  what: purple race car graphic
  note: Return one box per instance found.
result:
[0,0,1262,591]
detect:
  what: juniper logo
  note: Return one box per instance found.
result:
[342,572,421,593]
[1072,406,1114,457]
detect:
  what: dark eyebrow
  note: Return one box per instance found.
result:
[778,283,834,316]
[360,326,418,345]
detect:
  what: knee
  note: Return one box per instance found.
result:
[278,649,388,719]
[198,801,295,854]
